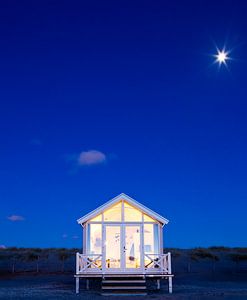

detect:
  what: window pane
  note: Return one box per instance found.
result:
[144,224,159,254]
[144,224,159,269]
[105,226,121,268]
[90,214,102,222]
[125,226,141,268]
[124,202,142,222]
[88,224,102,254]
[103,202,122,222]
[143,214,156,222]
[87,224,102,269]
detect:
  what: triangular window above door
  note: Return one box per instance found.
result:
[103,202,122,222]
[90,214,102,222]
[143,214,156,222]
[124,201,142,222]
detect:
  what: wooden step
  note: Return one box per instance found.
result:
[102,292,147,296]
[103,276,145,279]
[102,286,146,290]
[102,280,146,284]
[101,277,147,296]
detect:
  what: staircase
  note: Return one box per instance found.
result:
[101,277,147,296]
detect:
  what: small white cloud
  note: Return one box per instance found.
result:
[72,235,79,239]
[64,150,109,174]
[78,150,106,166]
[0,245,6,249]
[62,234,68,239]
[7,215,25,222]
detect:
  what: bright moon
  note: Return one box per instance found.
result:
[214,48,230,66]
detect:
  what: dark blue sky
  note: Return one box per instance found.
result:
[1,0,247,248]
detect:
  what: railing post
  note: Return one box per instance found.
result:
[76,252,79,275]
[168,252,172,274]
[167,252,173,293]
[161,254,166,272]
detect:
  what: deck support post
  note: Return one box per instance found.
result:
[168,277,172,294]
[157,279,160,290]
[167,251,173,293]
[86,279,89,290]
[76,277,79,294]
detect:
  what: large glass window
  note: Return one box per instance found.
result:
[87,224,102,268]
[124,202,142,222]
[88,224,102,254]
[144,223,159,269]
[86,202,162,271]
[125,225,141,268]
[103,202,122,222]
[90,214,102,222]
[144,224,159,254]
[105,225,121,268]
[88,200,158,224]
[143,214,156,222]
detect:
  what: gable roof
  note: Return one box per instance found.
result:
[77,193,169,225]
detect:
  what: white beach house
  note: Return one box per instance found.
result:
[75,193,173,295]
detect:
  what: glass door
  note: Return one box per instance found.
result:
[104,224,143,272]
[105,225,121,269]
[124,225,142,270]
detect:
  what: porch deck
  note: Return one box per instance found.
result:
[75,252,173,294]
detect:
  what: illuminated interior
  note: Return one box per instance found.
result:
[87,224,102,268]
[104,202,122,222]
[124,202,142,222]
[125,225,141,268]
[86,200,160,270]
[144,223,159,268]
[143,214,156,222]
[105,225,121,268]
[88,201,158,223]
[90,214,102,222]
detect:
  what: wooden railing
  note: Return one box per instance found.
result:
[76,253,102,274]
[76,252,172,274]
[144,252,172,274]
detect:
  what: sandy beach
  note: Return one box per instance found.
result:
[1,248,246,299]
[1,273,247,300]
